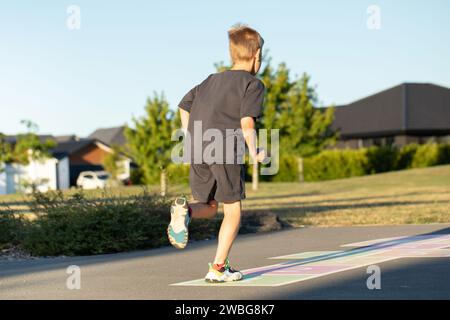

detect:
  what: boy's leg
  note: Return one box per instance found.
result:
[213,200,241,264]
[167,197,218,250]
[168,164,218,249]
[189,200,218,219]
[203,165,244,282]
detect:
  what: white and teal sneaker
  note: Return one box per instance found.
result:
[167,196,190,249]
[204,258,243,283]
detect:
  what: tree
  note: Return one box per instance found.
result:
[278,74,336,181]
[102,144,126,186]
[125,93,175,196]
[0,133,14,165]
[214,61,231,73]
[259,61,293,132]
[13,120,56,164]
[256,61,295,187]
[0,120,56,171]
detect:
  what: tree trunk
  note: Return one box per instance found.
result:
[297,156,304,183]
[160,168,167,197]
[252,161,259,191]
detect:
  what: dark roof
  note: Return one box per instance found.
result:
[332,83,450,139]
[54,135,79,143]
[50,138,98,157]
[88,126,126,147]
[50,138,133,161]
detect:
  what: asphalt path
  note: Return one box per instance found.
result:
[1,223,450,299]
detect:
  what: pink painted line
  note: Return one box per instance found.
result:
[395,243,449,249]
[265,264,352,275]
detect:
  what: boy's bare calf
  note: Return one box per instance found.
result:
[189,200,218,219]
[214,201,241,264]
[189,200,241,264]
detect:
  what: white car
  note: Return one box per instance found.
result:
[76,171,110,190]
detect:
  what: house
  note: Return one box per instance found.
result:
[0,135,70,195]
[51,136,131,186]
[0,134,132,194]
[332,83,450,149]
[88,126,127,147]
[0,157,69,195]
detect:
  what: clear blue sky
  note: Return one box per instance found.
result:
[1,0,449,137]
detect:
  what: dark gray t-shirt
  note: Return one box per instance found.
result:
[178,70,265,164]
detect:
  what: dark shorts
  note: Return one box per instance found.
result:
[190,164,246,203]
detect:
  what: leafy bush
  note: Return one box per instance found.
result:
[304,149,368,181]
[20,189,221,256]
[366,146,397,173]
[167,163,190,184]
[437,143,450,165]
[411,143,440,168]
[265,154,299,182]
[133,164,189,185]
[243,154,300,182]
[22,190,170,256]
[300,142,450,182]
[409,143,450,168]
[394,143,419,169]
[130,167,144,185]
[0,209,26,250]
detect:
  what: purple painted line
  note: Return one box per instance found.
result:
[373,249,450,258]
[361,236,449,251]
[242,264,288,276]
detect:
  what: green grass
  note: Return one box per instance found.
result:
[244,165,450,226]
[2,165,450,227]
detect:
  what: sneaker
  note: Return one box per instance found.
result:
[224,258,243,281]
[204,259,243,283]
[167,196,190,249]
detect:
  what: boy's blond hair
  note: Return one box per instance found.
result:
[228,24,264,64]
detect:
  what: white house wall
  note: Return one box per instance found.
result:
[0,156,73,195]
[26,158,57,192]
[4,164,17,194]
[0,167,6,195]
[117,159,131,181]
[57,156,70,190]
[14,158,58,193]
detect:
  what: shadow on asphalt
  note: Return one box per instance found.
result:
[242,227,450,278]
[247,227,450,299]
[262,258,450,300]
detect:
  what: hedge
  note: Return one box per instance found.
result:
[0,190,220,256]
[0,190,281,257]
[0,210,27,250]
[167,163,190,184]
[300,142,450,182]
[145,143,450,183]
[304,149,368,181]
[129,143,450,185]
[130,164,190,185]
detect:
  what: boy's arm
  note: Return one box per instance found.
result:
[179,85,197,133]
[240,79,265,163]
[241,116,265,163]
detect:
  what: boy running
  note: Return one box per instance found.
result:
[167,24,266,283]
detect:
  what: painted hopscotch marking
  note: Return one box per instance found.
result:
[172,234,450,287]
